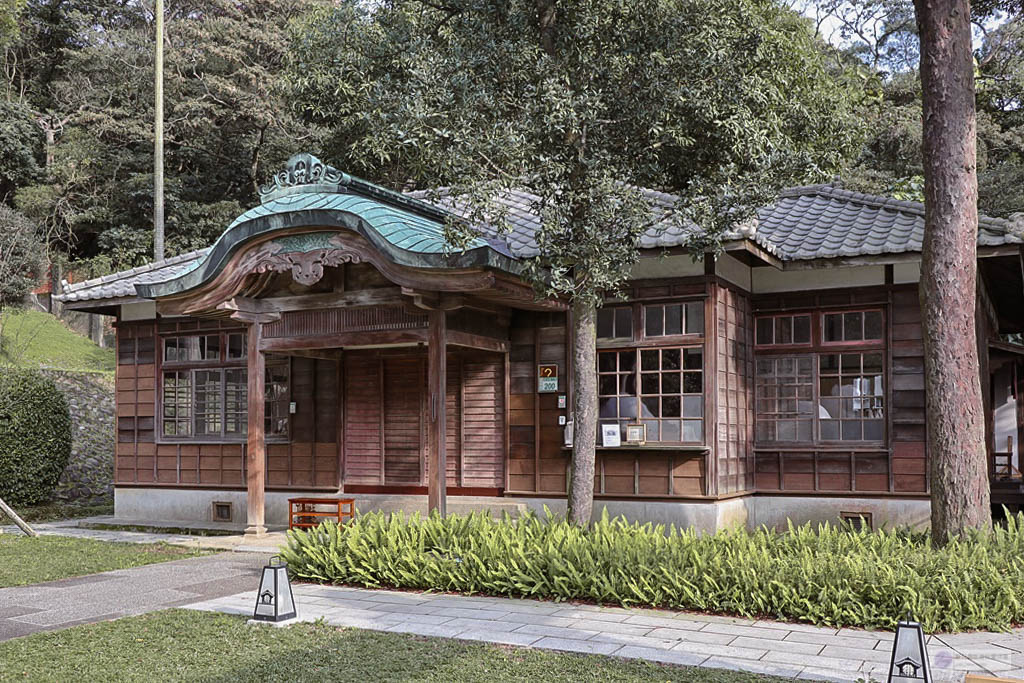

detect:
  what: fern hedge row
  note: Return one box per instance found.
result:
[280,509,1024,633]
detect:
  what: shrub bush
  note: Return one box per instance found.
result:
[0,368,72,506]
[281,509,1024,633]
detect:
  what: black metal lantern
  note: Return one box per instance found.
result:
[252,555,296,623]
[887,613,931,682]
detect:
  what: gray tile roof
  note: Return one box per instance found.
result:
[406,186,697,259]
[57,248,211,303]
[757,183,1022,260]
[55,183,1022,304]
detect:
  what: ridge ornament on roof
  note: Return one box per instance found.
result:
[258,153,352,202]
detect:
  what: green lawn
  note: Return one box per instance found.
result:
[0,309,114,372]
[0,536,203,588]
[0,610,787,682]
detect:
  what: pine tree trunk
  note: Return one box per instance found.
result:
[914,0,992,543]
[567,297,597,526]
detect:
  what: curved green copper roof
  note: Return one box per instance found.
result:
[137,155,521,300]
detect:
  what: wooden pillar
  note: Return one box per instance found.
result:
[428,309,447,516]
[245,320,267,536]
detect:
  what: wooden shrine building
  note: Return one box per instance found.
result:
[56,153,1024,533]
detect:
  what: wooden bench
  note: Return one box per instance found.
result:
[288,497,356,530]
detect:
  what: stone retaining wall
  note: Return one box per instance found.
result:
[44,370,114,504]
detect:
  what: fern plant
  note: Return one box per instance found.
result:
[280,508,1024,633]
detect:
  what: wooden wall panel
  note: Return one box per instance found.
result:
[506,312,537,492]
[446,355,461,486]
[537,315,569,494]
[343,352,383,484]
[383,357,424,484]
[889,285,927,492]
[716,284,755,495]
[114,322,155,484]
[462,355,505,488]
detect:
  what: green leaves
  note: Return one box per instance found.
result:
[281,509,1024,633]
[0,368,72,506]
[288,0,863,305]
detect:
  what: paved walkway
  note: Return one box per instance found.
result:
[0,552,269,641]
[1,519,287,553]
[188,585,1024,682]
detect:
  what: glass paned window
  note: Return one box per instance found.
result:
[597,307,633,340]
[819,352,884,441]
[225,369,247,435]
[822,310,883,343]
[162,365,290,440]
[755,356,814,442]
[644,302,703,337]
[265,362,290,438]
[194,370,223,436]
[164,335,222,363]
[162,371,192,436]
[159,328,289,440]
[755,315,811,346]
[599,347,703,443]
[227,333,246,360]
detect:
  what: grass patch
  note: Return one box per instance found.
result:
[0,609,785,682]
[0,309,114,372]
[15,501,114,524]
[282,509,1024,634]
[0,535,205,588]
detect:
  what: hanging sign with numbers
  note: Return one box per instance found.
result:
[537,364,559,393]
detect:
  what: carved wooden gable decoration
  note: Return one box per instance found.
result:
[252,232,360,287]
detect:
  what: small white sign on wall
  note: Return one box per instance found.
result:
[601,423,621,448]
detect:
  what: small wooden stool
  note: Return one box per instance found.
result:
[288,497,355,530]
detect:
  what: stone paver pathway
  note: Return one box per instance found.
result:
[187,585,1024,682]
[0,552,269,641]
[1,519,287,553]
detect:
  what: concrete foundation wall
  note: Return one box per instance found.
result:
[117,488,930,532]
[746,495,931,531]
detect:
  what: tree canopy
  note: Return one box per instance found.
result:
[0,204,43,309]
[289,0,862,302]
[801,0,1024,217]
[0,0,1017,275]
[2,0,325,269]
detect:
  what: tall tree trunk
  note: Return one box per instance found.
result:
[914,0,991,544]
[567,297,597,526]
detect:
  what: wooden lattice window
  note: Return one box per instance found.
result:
[755,314,811,346]
[265,361,291,438]
[193,370,224,437]
[597,306,634,340]
[818,352,884,441]
[755,352,885,444]
[162,371,193,437]
[160,330,289,441]
[643,302,704,337]
[224,369,247,436]
[598,347,703,443]
[822,310,883,344]
[755,356,814,442]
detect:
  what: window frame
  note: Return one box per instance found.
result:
[596,298,706,348]
[595,297,708,447]
[158,331,290,443]
[754,313,813,349]
[597,345,705,446]
[820,309,886,347]
[753,307,888,447]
